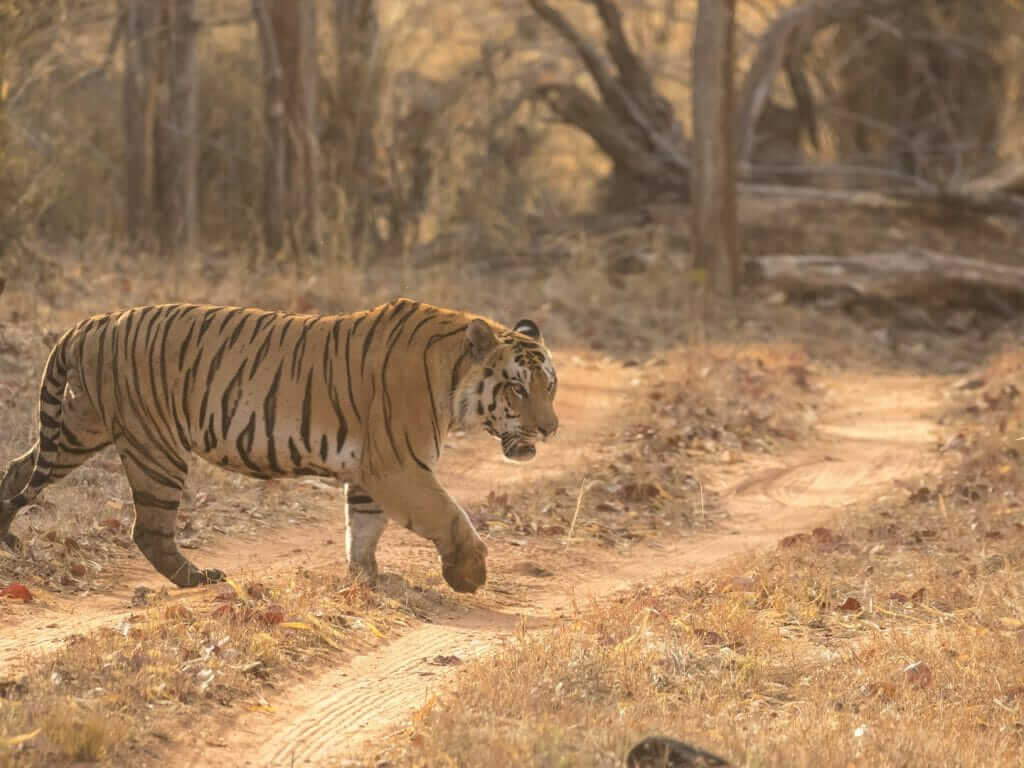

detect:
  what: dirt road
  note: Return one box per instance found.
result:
[172,369,944,767]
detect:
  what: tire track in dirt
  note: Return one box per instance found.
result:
[177,372,945,768]
[0,354,630,673]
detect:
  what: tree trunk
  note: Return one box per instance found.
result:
[691,0,738,297]
[121,0,198,255]
[255,0,319,256]
[153,0,200,257]
[333,0,380,260]
[121,0,157,240]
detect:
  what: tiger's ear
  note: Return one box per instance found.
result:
[466,319,497,361]
[513,319,542,341]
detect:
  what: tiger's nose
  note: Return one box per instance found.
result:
[539,418,559,439]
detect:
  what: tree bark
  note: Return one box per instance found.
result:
[120,0,156,240]
[691,0,738,296]
[154,0,200,256]
[255,0,319,256]
[120,0,199,255]
[333,0,379,259]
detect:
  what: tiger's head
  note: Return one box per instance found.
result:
[455,317,558,462]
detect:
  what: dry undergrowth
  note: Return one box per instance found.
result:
[473,344,817,548]
[0,565,456,766]
[374,389,1024,768]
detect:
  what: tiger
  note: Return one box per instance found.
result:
[0,298,559,593]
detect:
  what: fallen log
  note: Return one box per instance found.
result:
[748,250,1024,315]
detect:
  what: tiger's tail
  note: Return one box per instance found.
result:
[0,333,70,513]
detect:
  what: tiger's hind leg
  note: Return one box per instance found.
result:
[345,483,388,584]
[0,447,35,548]
[115,441,224,588]
[1,387,112,548]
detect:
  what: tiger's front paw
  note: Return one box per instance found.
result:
[177,567,226,587]
[199,568,226,584]
[441,538,488,593]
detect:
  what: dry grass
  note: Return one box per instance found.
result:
[374,403,1024,767]
[0,563,458,766]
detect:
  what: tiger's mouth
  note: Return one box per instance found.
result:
[500,434,536,463]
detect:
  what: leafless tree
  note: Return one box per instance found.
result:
[254,0,320,256]
[691,0,738,296]
[120,0,200,256]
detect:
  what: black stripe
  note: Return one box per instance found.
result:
[288,436,302,467]
[347,494,373,504]
[326,359,348,453]
[421,327,466,459]
[290,317,316,380]
[218,307,244,334]
[319,434,328,462]
[181,349,202,430]
[278,316,297,349]
[220,360,247,438]
[198,341,228,428]
[94,321,109,421]
[263,362,284,474]
[120,447,184,490]
[132,491,180,511]
[379,302,423,462]
[344,326,361,424]
[248,311,274,344]
[177,321,196,371]
[300,369,314,451]
[360,308,388,374]
[404,432,431,472]
[227,312,250,348]
[60,428,83,448]
[195,307,220,347]
[250,328,275,379]
[407,310,438,346]
[235,412,261,474]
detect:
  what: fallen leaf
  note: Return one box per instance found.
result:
[246,582,269,600]
[261,604,285,625]
[999,617,1024,629]
[213,583,239,602]
[839,597,862,612]
[693,628,725,646]
[429,655,463,666]
[0,583,33,602]
[904,661,933,689]
[211,603,237,620]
